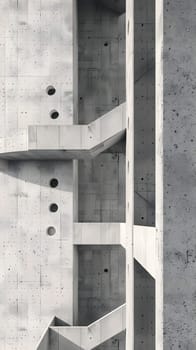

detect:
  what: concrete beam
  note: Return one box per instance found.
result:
[0,104,126,160]
[73,223,126,246]
[49,304,126,350]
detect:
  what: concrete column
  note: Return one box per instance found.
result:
[126,0,134,349]
[156,0,163,349]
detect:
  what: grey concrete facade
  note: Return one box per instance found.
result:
[0,0,195,349]
[162,0,196,348]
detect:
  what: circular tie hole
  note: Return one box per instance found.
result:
[50,110,59,119]
[46,86,56,96]
[49,203,58,213]
[47,226,56,236]
[50,178,59,188]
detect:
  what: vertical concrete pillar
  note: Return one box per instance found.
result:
[156,0,163,349]
[126,0,134,349]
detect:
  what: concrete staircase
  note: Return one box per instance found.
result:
[37,304,126,350]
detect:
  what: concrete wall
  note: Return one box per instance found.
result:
[0,160,75,349]
[78,0,125,124]
[0,2,78,349]
[163,0,196,348]
[78,245,125,325]
[0,0,75,139]
[0,1,166,349]
[78,153,125,223]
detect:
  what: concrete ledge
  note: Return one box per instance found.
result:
[0,104,126,160]
[73,223,126,245]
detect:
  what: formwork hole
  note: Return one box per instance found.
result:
[47,226,56,236]
[50,110,59,119]
[49,203,58,212]
[50,178,59,188]
[46,86,56,96]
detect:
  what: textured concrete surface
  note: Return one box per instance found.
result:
[78,0,125,124]
[1,0,188,349]
[0,2,77,349]
[0,0,75,137]
[163,0,196,348]
[0,160,75,349]
[78,153,125,223]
